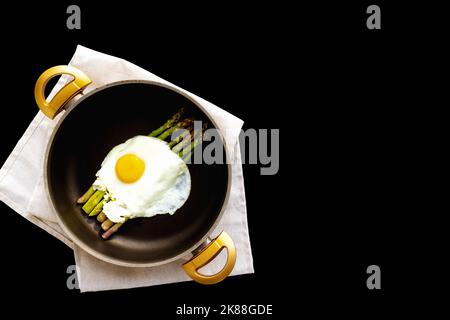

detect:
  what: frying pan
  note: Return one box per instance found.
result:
[34,66,236,284]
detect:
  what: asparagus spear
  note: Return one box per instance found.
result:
[181,134,203,161]
[97,212,107,223]
[173,123,207,154]
[148,108,185,137]
[101,219,114,231]
[89,200,105,217]
[77,185,95,204]
[168,125,193,148]
[82,190,105,214]
[102,218,128,240]
[157,118,193,141]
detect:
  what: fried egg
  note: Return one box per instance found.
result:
[93,135,191,223]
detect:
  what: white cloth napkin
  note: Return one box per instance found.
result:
[0,45,254,292]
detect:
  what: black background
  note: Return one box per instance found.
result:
[0,1,448,317]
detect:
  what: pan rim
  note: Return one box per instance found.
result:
[44,79,232,267]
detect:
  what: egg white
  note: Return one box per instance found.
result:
[93,135,191,223]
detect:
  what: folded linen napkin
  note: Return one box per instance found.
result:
[0,45,254,292]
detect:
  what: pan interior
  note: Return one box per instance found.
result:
[47,83,228,265]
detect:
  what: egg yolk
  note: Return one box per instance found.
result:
[115,154,145,183]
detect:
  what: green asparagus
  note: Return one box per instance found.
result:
[157,118,193,141]
[168,125,193,148]
[77,185,95,204]
[82,190,105,214]
[101,219,114,231]
[173,123,207,154]
[148,108,185,137]
[89,200,105,217]
[97,212,107,223]
[181,134,203,161]
[102,218,128,240]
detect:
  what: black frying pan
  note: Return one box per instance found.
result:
[35,66,236,284]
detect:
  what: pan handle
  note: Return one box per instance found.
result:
[182,231,236,285]
[34,65,91,119]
